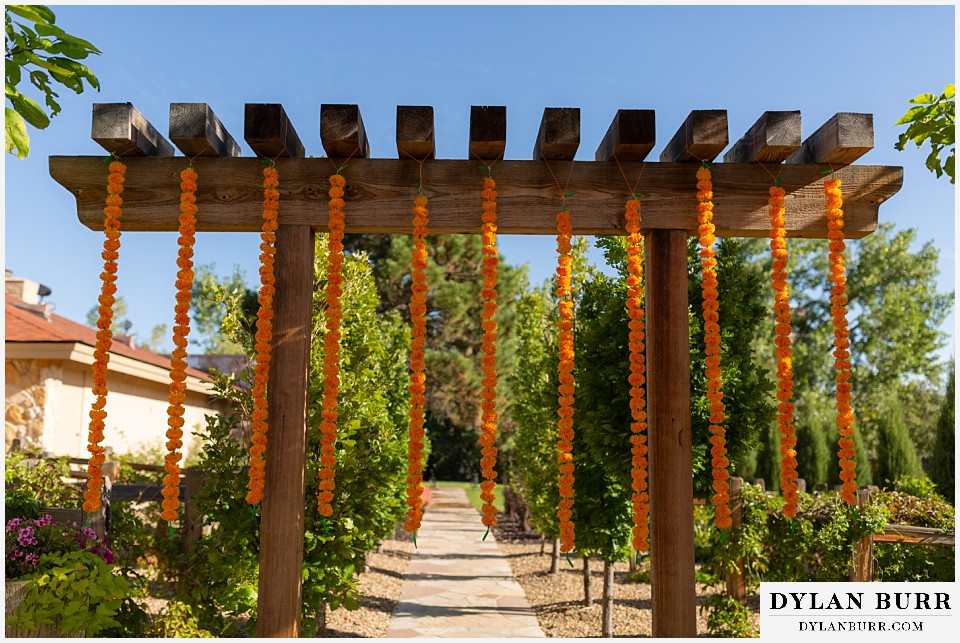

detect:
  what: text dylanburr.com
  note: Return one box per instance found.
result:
[761,582,954,639]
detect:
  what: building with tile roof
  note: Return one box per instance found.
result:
[5,273,227,457]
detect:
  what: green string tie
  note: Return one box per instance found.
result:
[169,523,175,537]
[820,168,836,179]
[260,158,276,168]
[413,533,418,549]
[102,154,116,163]
[336,163,348,175]
[478,164,492,177]
[566,553,574,568]
[774,176,783,186]
[561,192,574,211]
[82,515,92,528]
[631,193,643,200]
[790,518,796,533]
[701,160,711,169]
[321,517,330,535]
[482,526,490,541]
[720,529,726,544]
[415,182,423,196]
[635,551,640,566]
[252,507,256,522]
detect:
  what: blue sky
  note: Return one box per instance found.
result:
[3,4,955,360]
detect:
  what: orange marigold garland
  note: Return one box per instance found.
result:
[84,159,126,513]
[161,166,199,522]
[697,164,732,531]
[404,191,429,534]
[479,175,500,529]
[246,163,279,505]
[768,183,799,519]
[316,174,347,517]
[825,176,858,505]
[555,208,576,554]
[624,198,650,552]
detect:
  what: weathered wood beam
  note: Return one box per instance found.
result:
[786,112,873,166]
[256,225,315,638]
[396,105,435,160]
[169,103,241,158]
[595,109,656,162]
[646,229,697,638]
[533,107,580,160]
[874,525,956,547]
[723,111,801,164]
[244,104,305,159]
[469,105,506,161]
[320,104,370,159]
[51,157,902,238]
[92,103,174,157]
[659,110,728,163]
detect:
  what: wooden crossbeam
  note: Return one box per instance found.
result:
[660,110,728,163]
[320,104,370,159]
[469,105,506,162]
[50,157,902,238]
[244,104,304,159]
[873,525,956,547]
[533,107,580,160]
[169,103,241,158]
[595,109,656,162]
[723,111,801,164]
[92,103,174,157]
[786,112,873,165]
[396,105,435,160]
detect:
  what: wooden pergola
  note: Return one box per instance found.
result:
[50,102,902,638]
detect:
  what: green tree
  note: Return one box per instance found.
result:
[85,294,131,334]
[792,391,832,488]
[5,5,100,158]
[345,233,525,480]
[178,242,411,634]
[190,263,257,354]
[873,390,924,485]
[929,365,955,503]
[895,84,955,183]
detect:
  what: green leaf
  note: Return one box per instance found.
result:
[909,93,938,105]
[944,84,956,100]
[343,595,359,611]
[7,5,56,25]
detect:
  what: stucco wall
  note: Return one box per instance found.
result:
[6,357,222,458]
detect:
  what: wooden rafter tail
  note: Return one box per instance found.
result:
[659,110,728,163]
[169,103,241,158]
[92,103,174,157]
[320,104,370,159]
[469,105,507,162]
[244,103,305,159]
[785,112,874,166]
[723,111,801,164]
[533,107,580,161]
[397,105,436,161]
[595,109,656,162]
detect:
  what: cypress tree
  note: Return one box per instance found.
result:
[930,366,955,503]
[874,390,924,485]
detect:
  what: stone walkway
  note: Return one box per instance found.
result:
[386,486,545,638]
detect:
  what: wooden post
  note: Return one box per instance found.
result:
[725,477,747,604]
[850,489,875,582]
[181,467,204,554]
[550,538,561,574]
[645,229,696,638]
[601,559,615,637]
[583,556,592,606]
[244,104,314,638]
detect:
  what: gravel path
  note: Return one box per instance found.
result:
[324,530,415,637]
[494,517,760,638]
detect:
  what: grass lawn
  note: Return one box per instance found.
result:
[434,480,505,513]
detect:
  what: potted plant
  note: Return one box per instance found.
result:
[5,515,129,637]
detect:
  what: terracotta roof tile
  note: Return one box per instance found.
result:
[5,295,212,381]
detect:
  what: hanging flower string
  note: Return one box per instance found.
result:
[479,174,500,532]
[624,197,650,552]
[83,159,126,513]
[161,166,199,522]
[697,164,732,531]
[555,206,576,555]
[246,163,280,505]
[404,188,429,535]
[768,183,799,519]
[825,176,858,505]
[316,173,347,518]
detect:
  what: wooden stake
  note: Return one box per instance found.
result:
[849,488,874,582]
[645,229,696,638]
[583,556,592,606]
[601,559,615,638]
[181,467,204,554]
[724,477,746,604]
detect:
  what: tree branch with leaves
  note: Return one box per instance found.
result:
[894,84,955,184]
[5,4,100,158]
